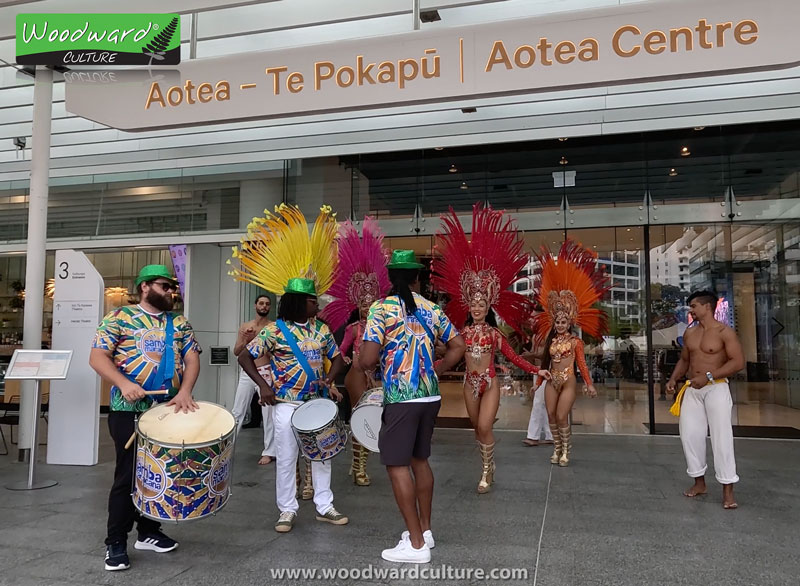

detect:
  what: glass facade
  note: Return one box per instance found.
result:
[1,118,798,436]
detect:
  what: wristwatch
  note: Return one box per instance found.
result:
[706,371,714,383]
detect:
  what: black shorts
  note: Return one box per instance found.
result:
[379,400,441,466]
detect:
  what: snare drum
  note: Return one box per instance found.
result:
[133,401,236,522]
[350,387,383,453]
[290,398,347,461]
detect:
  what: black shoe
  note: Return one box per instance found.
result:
[105,542,130,571]
[135,531,179,553]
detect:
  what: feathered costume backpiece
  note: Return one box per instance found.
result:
[319,217,391,332]
[227,203,339,295]
[431,203,531,334]
[530,240,610,343]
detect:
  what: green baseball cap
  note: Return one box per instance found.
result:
[284,277,317,296]
[387,250,424,269]
[135,264,177,287]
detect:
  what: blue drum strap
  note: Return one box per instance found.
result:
[123,312,175,403]
[276,319,323,400]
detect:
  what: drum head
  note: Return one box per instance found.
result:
[137,401,235,445]
[351,404,382,453]
[292,398,338,432]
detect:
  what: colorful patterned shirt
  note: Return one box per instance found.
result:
[246,319,340,402]
[93,305,201,413]
[363,293,457,404]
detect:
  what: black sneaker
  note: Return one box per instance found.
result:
[135,531,179,553]
[104,542,130,571]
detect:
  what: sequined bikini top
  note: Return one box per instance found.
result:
[549,334,574,364]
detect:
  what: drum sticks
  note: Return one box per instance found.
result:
[124,391,170,449]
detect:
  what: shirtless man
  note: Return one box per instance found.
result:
[232,294,275,465]
[666,290,745,509]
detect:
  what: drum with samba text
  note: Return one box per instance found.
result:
[132,401,235,522]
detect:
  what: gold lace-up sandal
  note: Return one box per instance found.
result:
[549,423,562,464]
[302,459,314,500]
[477,441,496,494]
[350,440,371,486]
[558,426,571,467]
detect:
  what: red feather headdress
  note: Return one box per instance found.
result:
[530,240,610,344]
[431,203,531,334]
[319,217,390,332]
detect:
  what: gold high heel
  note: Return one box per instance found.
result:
[350,440,371,486]
[549,424,562,464]
[477,441,496,494]
[558,426,571,467]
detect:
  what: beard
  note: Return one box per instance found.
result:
[256,308,270,317]
[146,289,174,312]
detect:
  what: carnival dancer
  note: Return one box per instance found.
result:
[667,290,744,509]
[89,264,201,571]
[432,204,549,493]
[530,241,609,467]
[319,217,391,486]
[360,250,465,563]
[231,204,348,533]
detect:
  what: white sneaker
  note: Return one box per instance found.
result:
[381,536,431,563]
[401,530,435,549]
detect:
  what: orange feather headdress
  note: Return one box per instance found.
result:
[531,240,610,343]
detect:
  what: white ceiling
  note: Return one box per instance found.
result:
[0,0,799,193]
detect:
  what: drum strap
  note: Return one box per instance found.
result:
[124,313,175,400]
[413,310,435,344]
[276,319,323,400]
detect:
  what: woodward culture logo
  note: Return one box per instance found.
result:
[16,14,180,66]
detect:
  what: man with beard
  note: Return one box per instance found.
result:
[89,265,201,571]
[232,294,276,465]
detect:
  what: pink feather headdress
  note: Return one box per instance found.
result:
[319,217,391,332]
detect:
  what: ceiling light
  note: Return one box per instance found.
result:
[434,146,444,151]
[626,228,631,232]
[449,164,458,173]
[558,137,568,142]
[693,126,705,131]
[680,146,691,157]
[460,181,469,190]
[669,168,678,177]
[559,156,568,165]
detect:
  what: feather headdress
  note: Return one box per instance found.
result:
[530,240,610,343]
[319,217,391,332]
[431,203,531,334]
[228,204,339,295]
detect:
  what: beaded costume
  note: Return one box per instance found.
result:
[432,203,538,493]
[319,217,390,487]
[530,240,609,467]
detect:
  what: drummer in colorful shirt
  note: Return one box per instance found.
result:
[239,277,348,533]
[360,250,466,564]
[89,264,201,572]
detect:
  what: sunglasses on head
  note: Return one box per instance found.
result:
[149,280,178,292]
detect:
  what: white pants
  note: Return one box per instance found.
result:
[526,380,553,441]
[232,369,275,457]
[679,381,739,484]
[273,403,334,515]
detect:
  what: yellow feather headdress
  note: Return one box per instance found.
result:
[227,204,339,295]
